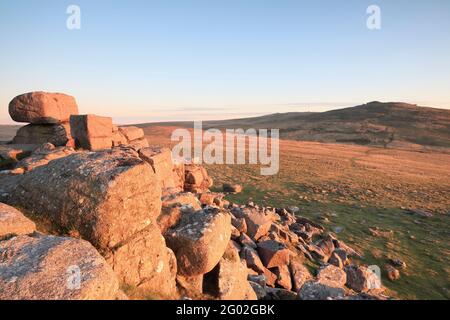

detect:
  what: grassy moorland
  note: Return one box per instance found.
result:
[144,125,450,300]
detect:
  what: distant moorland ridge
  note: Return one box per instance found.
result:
[137,102,450,149]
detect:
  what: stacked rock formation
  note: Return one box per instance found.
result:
[69,115,149,151]
[0,92,391,301]
[9,92,78,147]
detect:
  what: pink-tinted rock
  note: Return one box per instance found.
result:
[317,265,347,288]
[345,265,382,292]
[118,126,144,141]
[289,259,312,292]
[273,265,292,290]
[257,240,291,268]
[70,115,113,150]
[165,207,231,276]
[232,207,274,241]
[9,92,79,124]
[139,147,183,194]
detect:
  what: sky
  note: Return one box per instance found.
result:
[0,0,450,124]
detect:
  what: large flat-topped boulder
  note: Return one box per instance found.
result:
[165,207,231,276]
[9,92,79,124]
[70,115,113,150]
[2,148,162,250]
[12,123,72,146]
[0,234,120,300]
[0,203,36,239]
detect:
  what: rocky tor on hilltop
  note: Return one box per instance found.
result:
[0,92,392,300]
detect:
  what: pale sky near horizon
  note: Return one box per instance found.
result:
[1,0,450,124]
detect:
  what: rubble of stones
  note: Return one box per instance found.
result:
[0,92,391,300]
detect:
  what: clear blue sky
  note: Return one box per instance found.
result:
[1,0,449,124]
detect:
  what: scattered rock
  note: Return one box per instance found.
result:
[317,265,347,287]
[14,143,75,172]
[329,251,344,268]
[345,265,382,293]
[257,240,290,268]
[289,259,312,292]
[232,207,274,241]
[239,233,257,249]
[241,246,265,274]
[385,265,401,281]
[389,258,407,269]
[273,265,292,290]
[248,274,266,287]
[223,183,243,193]
[231,216,248,234]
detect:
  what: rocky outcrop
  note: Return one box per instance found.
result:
[9,92,78,124]
[0,203,36,239]
[1,148,161,250]
[0,147,176,296]
[0,234,120,300]
[1,92,393,301]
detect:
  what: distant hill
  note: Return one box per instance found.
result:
[137,102,450,149]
